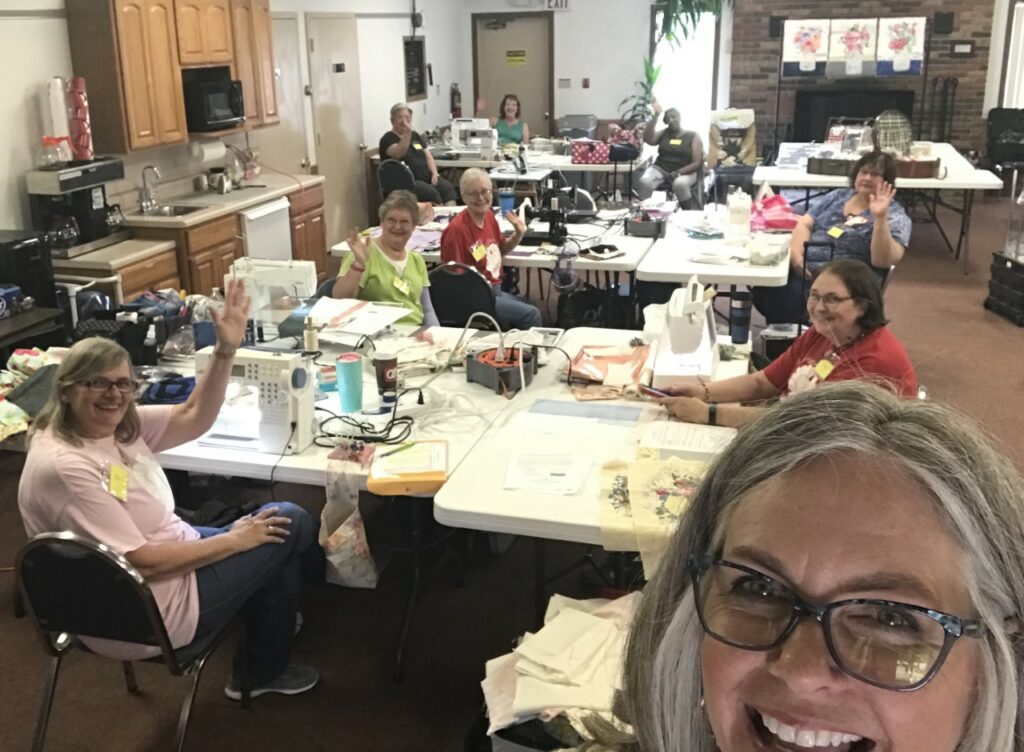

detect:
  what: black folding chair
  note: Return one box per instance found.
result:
[378,159,416,199]
[428,262,499,329]
[16,532,248,752]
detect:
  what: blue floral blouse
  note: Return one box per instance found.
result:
[803,189,912,276]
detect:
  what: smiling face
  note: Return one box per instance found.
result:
[807,271,865,344]
[854,167,884,197]
[65,359,134,440]
[379,208,415,254]
[462,174,493,221]
[701,453,979,752]
[502,96,519,120]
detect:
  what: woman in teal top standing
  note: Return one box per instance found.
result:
[491,94,530,146]
[332,190,438,326]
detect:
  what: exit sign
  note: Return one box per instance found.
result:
[546,0,569,9]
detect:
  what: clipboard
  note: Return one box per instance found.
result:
[367,440,448,495]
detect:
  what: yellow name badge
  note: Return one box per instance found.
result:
[107,463,129,502]
[669,138,683,145]
[412,143,423,150]
[471,243,487,261]
[814,358,836,380]
[827,226,845,239]
[392,277,410,295]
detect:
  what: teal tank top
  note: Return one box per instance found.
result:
[496,119,525,145]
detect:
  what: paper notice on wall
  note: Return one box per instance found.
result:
[506,50,527,65]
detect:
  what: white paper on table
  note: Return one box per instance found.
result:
[308,297,410,336]
[370,442,447,479]
[640,420,737,460]
[504,451,591,495]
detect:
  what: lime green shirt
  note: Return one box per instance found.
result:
[338,242,429,325]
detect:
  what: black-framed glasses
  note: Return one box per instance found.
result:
[689,557,985,691]
[807,292,853,307]
[80,377,139,393]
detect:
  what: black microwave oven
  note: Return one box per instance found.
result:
[183,79,245,132]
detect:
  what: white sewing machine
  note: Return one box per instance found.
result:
[195,347,316,455]
[450,117,498,157]
[650,277,720,389]
[226,258,318,327]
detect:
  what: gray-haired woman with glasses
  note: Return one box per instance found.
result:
[585,381,1024,752]
[658,259,916,428]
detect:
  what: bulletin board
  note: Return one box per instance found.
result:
[403,37,428,102]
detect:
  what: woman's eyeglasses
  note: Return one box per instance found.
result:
[464,188,493,200]
[689,557,984,692]
[80,377,139,393]
[807,292,852,307]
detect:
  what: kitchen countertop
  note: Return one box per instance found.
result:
[52,238,178,273]
[122,172,325,230]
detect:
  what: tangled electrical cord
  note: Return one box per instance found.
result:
[313,386,425,447]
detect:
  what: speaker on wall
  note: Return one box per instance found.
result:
[934,12,954,35]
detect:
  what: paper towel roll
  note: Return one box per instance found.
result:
[46,77,70,139]
[190,139,227,164]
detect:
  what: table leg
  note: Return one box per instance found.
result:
[534,537,547,627]
[628,271,637,328]
[959,189,976,275]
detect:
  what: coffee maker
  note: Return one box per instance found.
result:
[27,157,131,258]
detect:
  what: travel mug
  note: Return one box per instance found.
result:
[730,291,753,345]
[335,353,363,413]
[498,188,515,214]
[373,347,399,399]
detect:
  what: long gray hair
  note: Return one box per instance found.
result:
[31,337,141,447]
[590,381,1024,752]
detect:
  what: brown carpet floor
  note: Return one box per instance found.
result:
[1,194,1021,752]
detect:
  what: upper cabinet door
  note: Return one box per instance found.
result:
[176,0,233,65]
[231,0,260,124]
[252,0,279,124]
[115,0,161,149]
[146,0,189,145]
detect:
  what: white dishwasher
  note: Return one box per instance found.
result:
[239,197,292,260]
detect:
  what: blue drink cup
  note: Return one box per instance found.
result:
[730,291,753,345]
[335,353,363,413]
[498,188,515,214]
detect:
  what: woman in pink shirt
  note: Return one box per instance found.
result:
[18,280,320,700]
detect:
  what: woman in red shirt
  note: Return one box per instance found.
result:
[658,259,916,427]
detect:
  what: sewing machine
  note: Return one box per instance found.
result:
[450,117,498,157]
[226,258,318,329]
[195,346,315,455]
[650,277,720,388]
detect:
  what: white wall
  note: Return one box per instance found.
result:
[460,0,649,120]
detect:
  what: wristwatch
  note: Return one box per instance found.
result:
[707,402,718,426]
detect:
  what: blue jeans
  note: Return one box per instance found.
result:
[174,502,319,685]
[494,288,542,330]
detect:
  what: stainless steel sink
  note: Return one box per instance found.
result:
[131,205,204,217]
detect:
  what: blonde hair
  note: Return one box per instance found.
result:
[31,338,141,447]
[587,381,1024,752]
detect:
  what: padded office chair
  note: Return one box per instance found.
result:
[428,262,498,329]
[378,159,416,199]
[16,532,248,752]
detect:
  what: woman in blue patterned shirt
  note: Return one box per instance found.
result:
[754,151,911,324]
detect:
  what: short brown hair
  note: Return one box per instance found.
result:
[848,150,897,186]
[817,258,888,331]
[30,337,141,447]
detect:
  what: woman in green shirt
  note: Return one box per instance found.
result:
[492,94,530,146]
[332,190,438,326]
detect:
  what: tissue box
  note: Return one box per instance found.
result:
[0,284,23,319]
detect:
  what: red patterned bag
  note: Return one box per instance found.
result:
[571,139,611,165]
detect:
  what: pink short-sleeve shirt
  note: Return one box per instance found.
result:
[18,406,200,659]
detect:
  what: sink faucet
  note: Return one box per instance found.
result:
[141,165,161,213]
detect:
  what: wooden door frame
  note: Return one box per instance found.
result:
[999,1,1022,108]
[471,11,555,136]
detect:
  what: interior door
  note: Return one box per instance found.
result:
[250,15,307,172]
[306,14,366,248]
[473,13,553,137]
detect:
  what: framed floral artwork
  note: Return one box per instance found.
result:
[782,19,830,78]
[877,17,926,76]
[827,19,879,77]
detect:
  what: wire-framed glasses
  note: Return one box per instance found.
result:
[807,292,853,307]
[689,557,985,691]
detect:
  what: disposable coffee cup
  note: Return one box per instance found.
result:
[498,188,515,214]
[373,347,398,395]
[730,291,753,345]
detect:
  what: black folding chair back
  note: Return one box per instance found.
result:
[16,532,245,752]
[378,159,416,199]
[428,262,498,329]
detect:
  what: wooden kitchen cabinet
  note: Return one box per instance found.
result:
[120,248,182,301]
[140,214,242,295]
[67,0,188,153]
[289,186,327,283]
[175,0,234,65]
[230,0,279,127]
